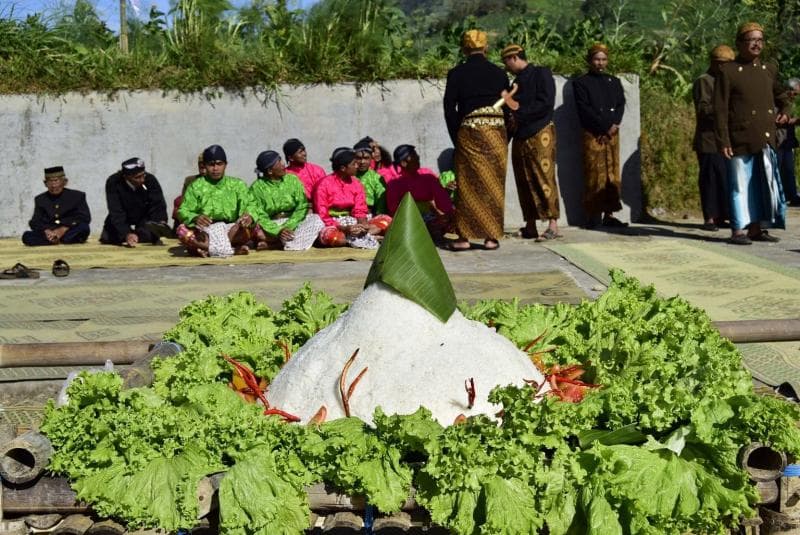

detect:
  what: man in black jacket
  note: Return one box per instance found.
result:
[22,166,91,246]
[502,44,561,241]
[442,29,511,251]
[101,157,169,246]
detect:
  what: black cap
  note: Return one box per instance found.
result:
[283,138,305,160]
[121,157,145,176]
[358,136,374,144]
[353,140,372,153]
[44,166,65,179]
[330,147,356,169]
[256,150,281,173]
[202,145,227,164]
[393,144,416,165]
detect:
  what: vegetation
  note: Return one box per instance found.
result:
[2,0,799,215]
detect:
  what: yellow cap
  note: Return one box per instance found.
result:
[710,44,735,61]
[737,22,764,38]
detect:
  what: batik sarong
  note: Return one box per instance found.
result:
[319,215,390,249]
[271,214,324,251]
[511,122,560,222]
[581,130,622,216]
[454,106,507,240]
[727,146,786,231]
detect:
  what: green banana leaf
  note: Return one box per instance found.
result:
[364,193,457,322]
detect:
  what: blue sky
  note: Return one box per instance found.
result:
[4,0,319,31]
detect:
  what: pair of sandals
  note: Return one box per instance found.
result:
[448,239,499,251]
[0,260,70,279]
[519,228,563,242]
[730,231,780,245]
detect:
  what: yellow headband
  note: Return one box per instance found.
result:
[461,29,487,50]
[501,44,524,59]
[587,43,609,59]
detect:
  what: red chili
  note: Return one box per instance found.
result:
[223,355,270,408]
[465,378,476,409]
[264,408,301,422]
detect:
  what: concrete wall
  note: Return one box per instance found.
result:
[0,76,640,238]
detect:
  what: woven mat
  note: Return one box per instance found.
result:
[0,271,586,345]
[546,238,800,394]
[0,237,375,271]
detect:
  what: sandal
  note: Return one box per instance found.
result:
[750,231,780,243]
[448,241,472,252]
[52,259,70,277]
[536,229,563,242]
[729,234,752,246]
[517,227,538,240]
[0,263,40,279]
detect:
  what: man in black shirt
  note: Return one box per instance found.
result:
[501,44,561,241]
[442,29,511,251]
[572,43,627,228]
[22,166,91,246]
[100,157,169,246]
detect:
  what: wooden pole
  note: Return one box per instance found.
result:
[0,341,151,368]
[119,0,128,53]
[713,319,800,343]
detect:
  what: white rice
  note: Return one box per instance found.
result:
[267,283,546,426]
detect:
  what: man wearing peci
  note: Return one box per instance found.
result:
[713,22,791,245]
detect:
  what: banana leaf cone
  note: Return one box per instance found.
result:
[364,193,457,322]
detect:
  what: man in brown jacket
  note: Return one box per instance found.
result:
[693,45,734,231]
[713,22,791,245]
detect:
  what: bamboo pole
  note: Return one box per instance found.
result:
[0,341,151,368]
[713,319,800,343]
[0,431,53,485]
[118,0,128,54]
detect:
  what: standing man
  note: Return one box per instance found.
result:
[443,29,511,251]
[572,43,627,229]
[501,44,562,241]
[777,78,800,207]
[714,22,791,245]
[101,157,170,247]
[693,45,735,231]
[22,166,91,246]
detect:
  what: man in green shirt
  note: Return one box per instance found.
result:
[354,140,388,215]
[176,145,254,256]
[249,150,324,251]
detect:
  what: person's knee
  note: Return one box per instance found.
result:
[21,231,44,246]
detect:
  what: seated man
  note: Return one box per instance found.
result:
[353,139,388,215]
[176,145,255,257]
[386,144,454,243]
[249,150,324,251]
[314,147,391,249]
[283,138,327,201]
[22,166,91,246]
[101,157,169,247]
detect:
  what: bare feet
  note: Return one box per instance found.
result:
[234,245,250,255]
